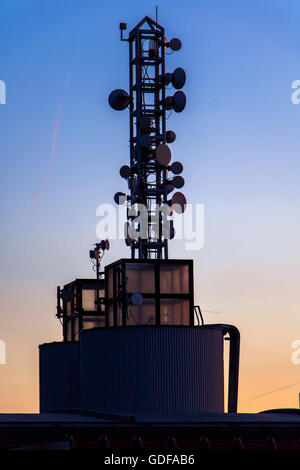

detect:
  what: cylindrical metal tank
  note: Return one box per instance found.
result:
[80,326,224,415]
[39,342,81,413]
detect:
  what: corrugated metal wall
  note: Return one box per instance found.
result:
[80,326,224,415]
[39,342,81,413]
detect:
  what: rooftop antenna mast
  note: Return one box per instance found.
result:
[89,239,110,312]
[109,16,187,260]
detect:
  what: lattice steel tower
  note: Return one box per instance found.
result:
[109,16,187,260]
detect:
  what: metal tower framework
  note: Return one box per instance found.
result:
[110,16,186,261]
[128,17,167,260]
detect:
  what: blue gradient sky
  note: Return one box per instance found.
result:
[1,0,300,412]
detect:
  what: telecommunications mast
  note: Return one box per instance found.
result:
[109,17,187,260]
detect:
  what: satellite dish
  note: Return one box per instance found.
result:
[165,68,186,89]
[61,289,74,302]
[114,192,127,205]
[172,68,186,89]
[171,191,187,213]
[170,161,183,174]
[120,165,131,179]
[130,293,144,307]
[156,143,171,166]
[172,175,185,189]
[172,91,186,112]
[169,38,182,51]
[166,130,176,143]
[165,91,186,113]
[108,89,130,111]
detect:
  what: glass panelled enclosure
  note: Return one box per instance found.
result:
[58,259,194,341]
[105,259,194,326]
[58,279,105,342]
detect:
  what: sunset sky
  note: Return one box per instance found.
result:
[1,0,300,413]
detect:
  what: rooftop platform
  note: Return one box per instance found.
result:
[1,411,300,450]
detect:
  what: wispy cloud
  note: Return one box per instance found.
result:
[32,75,70,203]
[243,381,300,403]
